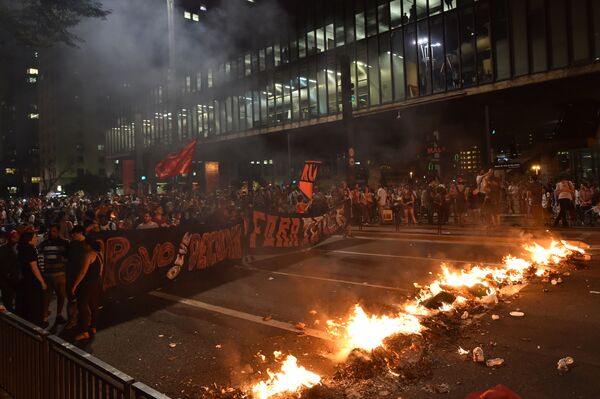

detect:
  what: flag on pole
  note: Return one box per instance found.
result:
[298,160,321,200]
[155,139,198,179]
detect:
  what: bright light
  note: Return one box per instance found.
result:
[531,165,541,175]
[57,185,62,192]
[27,68,38,75]
[141,176,147,181]
[183,11,191,19]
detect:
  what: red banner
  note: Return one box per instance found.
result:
[298,160,321,199]
[155,139,198,179]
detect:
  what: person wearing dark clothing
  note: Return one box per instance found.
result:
[0,230,20,312]
[16,231,46,326]
[71,238,103,341]
[39,224,69,325]
[527,176,545,226]
[64,225,87,330]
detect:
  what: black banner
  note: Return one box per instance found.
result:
[248,202,348,254]
[90,223,243,295]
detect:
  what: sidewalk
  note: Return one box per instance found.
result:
[350,221,600,247]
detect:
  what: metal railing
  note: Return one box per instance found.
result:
[0,311,171,399]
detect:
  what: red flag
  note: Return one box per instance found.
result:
[298,160,321,200]
[155,139,198,179]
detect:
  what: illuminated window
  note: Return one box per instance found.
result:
[5,168,16,175]
[31,176,41,183]
[192,13,199,22]
[97,144,105,151]
[29,113,39,119]
[28,77,37,83]
[27,68,38,75]
[8,187,17,194]
[184,11,191,19]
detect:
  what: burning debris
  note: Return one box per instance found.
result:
[250,354,321,399]
[243,239,588,399]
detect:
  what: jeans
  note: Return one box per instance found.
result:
[553,199,573,227]
[43,272,66,321]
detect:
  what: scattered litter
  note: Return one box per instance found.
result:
[273,351,282,359]
[472,347,485,363]
[486,358,505,368]
[461,311,469,320]
[169,343,177,348]
[509,311,525,317]
[557,357,574,372]
[295,322,306,330]
[309,310,318,315]
[479,294,498,305]
[491,314,500,320]
[551,279,558,285]
[590,291,600,295]
[215,344,222,349]
[457,347,469,356]
[262,315,272,321]
[268,277,275,281]
[158,334,164,338]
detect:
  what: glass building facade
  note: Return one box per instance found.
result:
[107,0,600,156]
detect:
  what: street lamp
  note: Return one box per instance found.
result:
[409,171,414,180]
[531,165,541,175]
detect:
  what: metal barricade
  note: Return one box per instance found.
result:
[46,335,134,399]
[0,311,172,399]
[0,311,48,399]
[130,382,171,399]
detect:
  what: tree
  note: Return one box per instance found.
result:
[0,0,109,47]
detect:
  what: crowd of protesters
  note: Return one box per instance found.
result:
[346,170,600,229]
[1,172,599,339]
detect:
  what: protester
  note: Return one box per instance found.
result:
[39,224,69,327]
[0,230,20,312]
[552,175,576,228]
[64,225,87,330]
[16,230,46,326]
[376,184,387,224]
[71,238,103,341]
[137,211,159,229]
[527,175,545,226]
[400,185,418,225]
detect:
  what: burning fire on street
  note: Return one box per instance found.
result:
[241,239,588,399]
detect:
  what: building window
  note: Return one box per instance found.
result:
[192,13,199,22]
[28,113,39,119]
[97,144,105,151]
[31,176,41,183]
[27,68,38,75]
[356,12,366,40]
[184,11,191,19]
[28,77,37,83]
[5,168,16,175]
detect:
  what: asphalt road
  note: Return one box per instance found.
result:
[67,234,600,399]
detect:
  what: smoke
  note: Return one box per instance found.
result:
[53,0,291,109]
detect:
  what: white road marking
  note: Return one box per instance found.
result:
[234,264,411,293]
[347,234,516,247]
[149,291,333,341]
[317,249,502,267]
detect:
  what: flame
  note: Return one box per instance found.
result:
[327,304,423,354]
[327,240,582,357]
[251,354,321,399]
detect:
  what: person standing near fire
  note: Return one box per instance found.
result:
[16,229,46,326]
[71,238,103,341]
[376,184,388,225]
[552,175,576,228]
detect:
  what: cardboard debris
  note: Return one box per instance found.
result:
[472,347,485,363]
[491,314,500,320]
[557,356,574,372]
[486,358,505,368]
[509,311,525,317]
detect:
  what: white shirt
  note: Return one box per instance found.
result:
[377,188,387,206]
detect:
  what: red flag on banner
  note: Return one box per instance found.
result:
[298,160,321,200]
[155,139,198,179]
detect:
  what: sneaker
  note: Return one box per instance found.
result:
[74,332,90,341]
[55,315,67,324]
[64,320,78,330]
